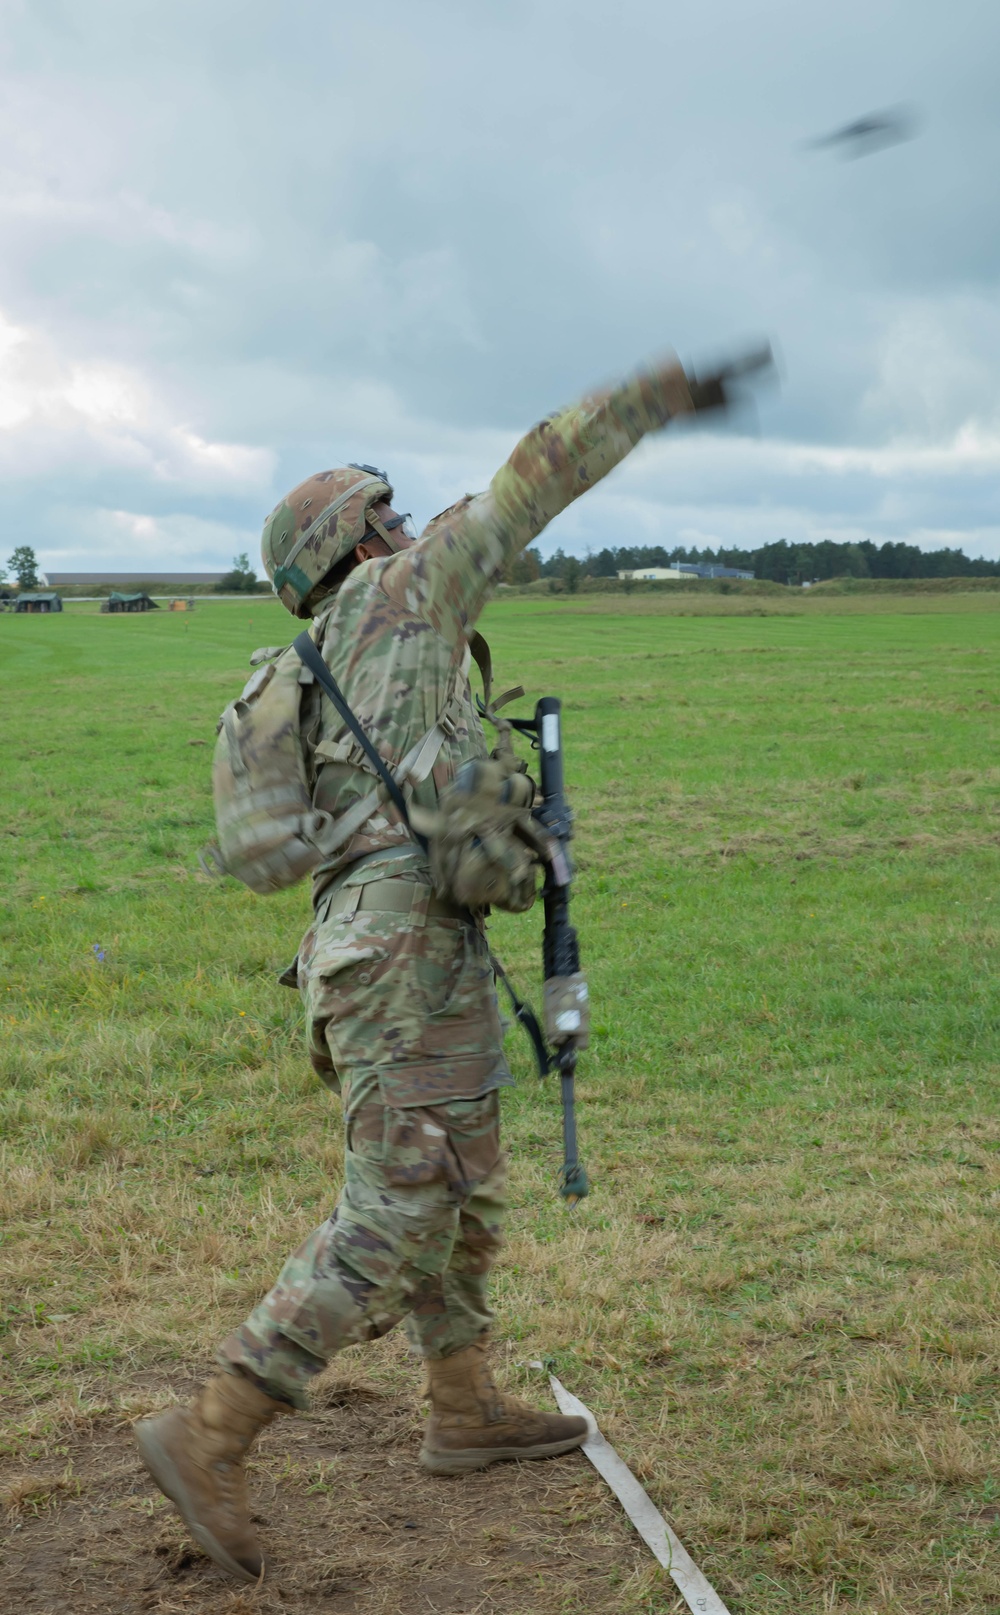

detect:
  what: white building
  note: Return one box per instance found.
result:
[617,567,686,581]
[618,563,755,582]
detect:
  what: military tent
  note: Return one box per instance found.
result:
[101,592,160,613]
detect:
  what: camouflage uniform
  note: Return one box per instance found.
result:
[220,363,695,1405]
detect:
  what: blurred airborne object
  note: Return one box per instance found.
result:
[804,105,920,159]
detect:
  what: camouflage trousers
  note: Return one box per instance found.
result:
[219,871,512,1407]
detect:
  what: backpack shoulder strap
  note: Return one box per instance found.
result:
[468,631,493,709]
[468,629,524,718]
[293,630,429,854]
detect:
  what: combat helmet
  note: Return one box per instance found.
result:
[261,462,394,618]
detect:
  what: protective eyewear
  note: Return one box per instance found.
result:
[382,513,417,539]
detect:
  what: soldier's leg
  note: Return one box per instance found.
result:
[218,1075,467,1407]
[403,1150,507,1360]
[403,1147,590,1474]
[136,1074,476,1581]
[399,1102,590,1473]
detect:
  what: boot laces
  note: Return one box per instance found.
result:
[467,1352,544,1425]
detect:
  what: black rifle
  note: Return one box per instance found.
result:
[511,697,590,1206]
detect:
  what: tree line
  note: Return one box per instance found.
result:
[7,536,998,596]
[505,538,1000,588]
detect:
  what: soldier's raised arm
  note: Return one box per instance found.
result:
[378,351,762,643]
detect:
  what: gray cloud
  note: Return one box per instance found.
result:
[1,0,999,574]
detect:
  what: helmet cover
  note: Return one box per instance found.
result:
[261,465,393,618]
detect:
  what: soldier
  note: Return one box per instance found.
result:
[135,351,760,1583]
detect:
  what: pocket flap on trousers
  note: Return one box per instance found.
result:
[375,1052,507,1110]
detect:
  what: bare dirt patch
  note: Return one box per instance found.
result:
[1,1374,649,1615]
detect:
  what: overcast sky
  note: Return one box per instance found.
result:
[1,0,999,576]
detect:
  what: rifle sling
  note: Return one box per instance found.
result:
[489,951,550,1079]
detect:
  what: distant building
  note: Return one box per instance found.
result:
[617,567,686,581]
[46,571,227,586]
[681,563,755,580]
[617,563,755,582]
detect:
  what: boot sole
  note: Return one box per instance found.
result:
[134,1419,260,1586]
[419,1426,593,1476]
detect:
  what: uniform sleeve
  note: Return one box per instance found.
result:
[377,359,695,644]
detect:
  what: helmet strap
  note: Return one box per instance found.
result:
[364,511,409,554]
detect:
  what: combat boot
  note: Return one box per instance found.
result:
[420,1336,592,1475]
[135,1371,289,1582]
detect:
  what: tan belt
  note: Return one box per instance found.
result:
[325,879,470,922]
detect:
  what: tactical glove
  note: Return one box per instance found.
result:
[686,342,775,414]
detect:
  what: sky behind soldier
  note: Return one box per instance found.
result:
[0,1,998,570]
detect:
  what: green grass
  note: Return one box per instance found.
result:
[2,593,999,1613]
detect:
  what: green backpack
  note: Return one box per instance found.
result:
[210,626,548,911]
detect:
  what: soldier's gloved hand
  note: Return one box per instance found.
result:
[685,373,728,413]
[685,342,775,414]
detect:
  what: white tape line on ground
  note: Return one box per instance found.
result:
[548,1374,733,1615]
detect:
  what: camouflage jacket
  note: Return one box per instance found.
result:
[307,362,694,902]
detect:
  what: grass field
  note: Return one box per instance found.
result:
[1,592,998,1614]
